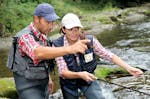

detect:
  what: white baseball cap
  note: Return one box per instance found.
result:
[61,13,83,29]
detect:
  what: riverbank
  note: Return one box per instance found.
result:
[84,3,150,34]
[0,3,150,99]
[1,70,150,99]
[1,3,150,49]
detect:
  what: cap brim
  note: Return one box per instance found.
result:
[65,23,83,29]
[44,13,60,22]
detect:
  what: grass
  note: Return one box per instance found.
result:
[0,78,18,99]
[98,16,113,24]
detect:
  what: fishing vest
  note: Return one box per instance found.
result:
[53,35,97,96]
[7,26,54,80]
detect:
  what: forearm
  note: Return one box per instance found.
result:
[61,70,81,79]
[61,70,97,82]
[34,46,70,60]
[34,39,90,60]
[112,54,131,70]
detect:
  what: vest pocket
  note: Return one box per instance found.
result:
[24,66,48,80]
[7,44,15,69]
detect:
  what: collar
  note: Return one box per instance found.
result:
[64,35,69,47]
[29,22,47,42]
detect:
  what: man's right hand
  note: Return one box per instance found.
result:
[67,39,90,54]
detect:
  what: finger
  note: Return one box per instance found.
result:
[48,86,51,94]
[80,39,90,44]
[82,43,88,50]
[91,75,97,80]
[139,70,144,74]
[49,82,54,94]
[49,86,53,94]
[78,46,86,54]
[134,70,143,75]
[89,74,97,79]
[79,43,88,52]
[86,77,94,82]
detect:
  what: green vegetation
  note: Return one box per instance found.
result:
[0,0,118,37]
[98,16,113,24]
[0,49,13,78]
[0,66,130,99]
[0,1,37,36]
[95,66,129,79]
[0,78,17,99]
[0,0,149,37]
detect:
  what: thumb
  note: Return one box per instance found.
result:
[89,74,97,80]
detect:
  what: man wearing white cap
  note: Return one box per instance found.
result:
[7,4,90,99]
[53,13,143,99]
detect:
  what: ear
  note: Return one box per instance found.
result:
[34,16,40,23]
[62,27,66,33]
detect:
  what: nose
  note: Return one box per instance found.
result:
[71,28,80,33]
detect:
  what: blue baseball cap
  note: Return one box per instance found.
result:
[34,3,59,22]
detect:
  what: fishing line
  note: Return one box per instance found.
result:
[98,78,150,96]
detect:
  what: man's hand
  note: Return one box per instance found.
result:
[67,39,90,54]
[48,79,54,94]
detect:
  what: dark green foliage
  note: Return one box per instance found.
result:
[0,0,51,37]
[0,1,35,36]
[0,0,150,37]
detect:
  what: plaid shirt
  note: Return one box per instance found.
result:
[55,36,114,76]
[18,22,47,65]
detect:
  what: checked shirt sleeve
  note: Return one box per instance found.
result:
[93,37,114,61]
[18,34,41,65]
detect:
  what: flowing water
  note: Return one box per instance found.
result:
[96,19,150,99]
[0,19,150,98]
[96,19,150,70]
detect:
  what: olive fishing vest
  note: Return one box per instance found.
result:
[53,35,97,95]
[7,26,54,80]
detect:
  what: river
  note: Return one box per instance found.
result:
[96,18,150,70]
[0,18,150,99]
[96,18,150,99]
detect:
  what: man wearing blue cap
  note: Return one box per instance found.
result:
[7,3,90,99]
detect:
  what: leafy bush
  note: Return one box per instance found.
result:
[0,1,36,36]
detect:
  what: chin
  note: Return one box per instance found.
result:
[72,39,78,42]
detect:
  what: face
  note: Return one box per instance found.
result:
[63,27,81,44]
[34,16,54,35]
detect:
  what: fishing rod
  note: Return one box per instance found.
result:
[98,78,150,96]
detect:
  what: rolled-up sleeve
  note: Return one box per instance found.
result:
[55,56,68,76]
[93,37,114,61]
